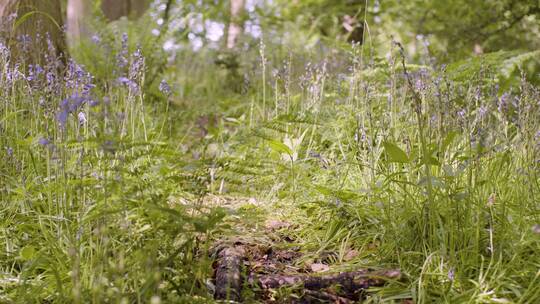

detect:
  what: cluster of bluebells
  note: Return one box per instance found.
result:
[55,60,96,129]
[299,61,328,109]
[26,64,44,82]
[477,105,488,120]
[299,61,315,90]
[413,68,430,92]
[65,59,95,95]
[497,92,518,114]
[115,33,145,95]
[129,48,144,79]
[17,34,32,53]
[1,52,23,86]
[117,76,139,93]
[0,42,9,58]
[116,33,129,71]
[42,33,65,95]
[57,95,87,128]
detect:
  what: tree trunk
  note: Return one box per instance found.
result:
[0,0,65,64]
[226,0,245,49]
[67,0,90,44]
[101,0,150,21]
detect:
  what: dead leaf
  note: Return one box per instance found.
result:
[265,219,291,230]
[343,249,359,261]
[310,263,330,272]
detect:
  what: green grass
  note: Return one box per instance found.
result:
[1,23,539,303]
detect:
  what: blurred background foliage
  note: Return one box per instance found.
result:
[54,0,539,89]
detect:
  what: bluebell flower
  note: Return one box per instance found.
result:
[78,112,87,125]
[38,138,50,146]
[91,34,101,44]
[26,65,35,81]
[57,110,68,128]
[117,77,139,93]
[116,33,129,70]
[34,64,44,75]
[68,96,86,113]
[415,78,425,91]
[130,47,144,76]
[498,92,511,113]
[56,95,88,128]
[89,99,100,107]
[17,34,32,52]
[448,268,455,281]
[159,79,171,96]
[477,106,488,119]
[117,77,130,84]
[64,59,95,97]
[46,72,56,87]
[0,42,9,58]
[6,147,13,157]
[26,64,44,82]
[83,83,96,94]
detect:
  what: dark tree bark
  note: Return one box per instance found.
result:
[0,0,65,64]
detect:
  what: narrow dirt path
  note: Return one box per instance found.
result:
[204,195,401,303]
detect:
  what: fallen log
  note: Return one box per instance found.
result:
[214,243,401,302]
[249,269,401,295]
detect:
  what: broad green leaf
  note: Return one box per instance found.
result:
[268,139,292,155]
[20,245,36,260]
[383,142,410,163]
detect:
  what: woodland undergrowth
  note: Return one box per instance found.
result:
[1,21,539,303]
